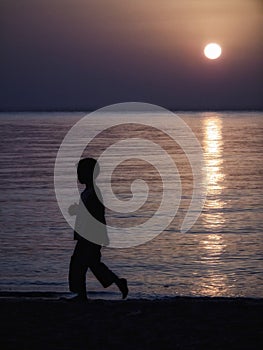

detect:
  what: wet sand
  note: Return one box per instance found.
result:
[0,296,262,350]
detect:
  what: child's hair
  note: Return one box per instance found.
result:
[77,158,99,184]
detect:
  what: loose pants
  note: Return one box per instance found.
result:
[69,240,118,295]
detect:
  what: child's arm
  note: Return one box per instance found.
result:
[68,203,79,216]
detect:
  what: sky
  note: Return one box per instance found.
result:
[0,0,262,111]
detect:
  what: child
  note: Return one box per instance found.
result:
[68,158,128,301]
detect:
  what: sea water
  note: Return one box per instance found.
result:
[0,111,262,299]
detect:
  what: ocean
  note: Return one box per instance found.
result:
[0,111,262,299]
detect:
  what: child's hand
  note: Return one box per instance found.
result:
[68,203,78,216]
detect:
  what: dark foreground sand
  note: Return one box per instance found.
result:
[0,296,262,350]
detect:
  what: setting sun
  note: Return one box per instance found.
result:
[204,43,222,60]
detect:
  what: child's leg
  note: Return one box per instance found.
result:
[89,249,128,299]
[68,241,88,298]
[90,261,118,288]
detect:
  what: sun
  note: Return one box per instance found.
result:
[204,43,222,60]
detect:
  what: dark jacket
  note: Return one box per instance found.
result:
[74,185,109,246]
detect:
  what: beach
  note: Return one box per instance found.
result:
[1,0,263,348]
[0,113,262,349]
[1,296,262,350]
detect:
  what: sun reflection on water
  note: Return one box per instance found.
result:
[195,116,229,297]
[203,116,225,229]
[196,233,229,297]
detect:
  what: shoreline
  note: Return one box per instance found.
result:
[0,290,263,301]
[0,290,262,303]
[1,296,262,349]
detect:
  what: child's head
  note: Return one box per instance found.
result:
[77,158,99,185]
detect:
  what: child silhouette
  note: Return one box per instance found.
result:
[68,158,128,301]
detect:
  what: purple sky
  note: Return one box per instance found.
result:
[0,0,262,111]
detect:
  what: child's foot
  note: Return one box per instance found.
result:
[63,294,88,303]
[116,278,129,299]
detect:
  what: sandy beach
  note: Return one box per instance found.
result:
[0,296,262,350]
